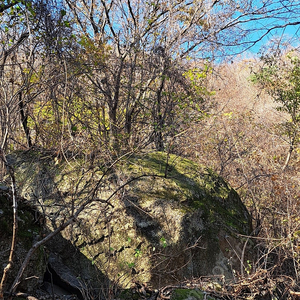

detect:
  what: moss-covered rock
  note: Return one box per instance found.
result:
[118,289,148,300]
[0,186,46,293]
[9,150,254,289]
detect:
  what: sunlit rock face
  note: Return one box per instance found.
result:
[11,151,254,289]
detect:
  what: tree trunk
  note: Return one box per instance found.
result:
[0,152,18,300]
[153,74,166,151]
[18,92,32,148]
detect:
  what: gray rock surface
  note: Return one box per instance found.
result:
[11,151,254,289]
[46,252,85,298]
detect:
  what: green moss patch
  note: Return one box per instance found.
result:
[120,152,251,235]
[10,150,254,288]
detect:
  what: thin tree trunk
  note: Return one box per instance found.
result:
[153,75,166,151]
[109,60,124,153]
[282,145,294,172]
[0,152,18,300]
[18,92,32,148]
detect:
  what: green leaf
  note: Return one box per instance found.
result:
[64,20,70,27]
[160,237,167,248]
[127,262,135,268]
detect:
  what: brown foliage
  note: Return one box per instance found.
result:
[174,58,300,280]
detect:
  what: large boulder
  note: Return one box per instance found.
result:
[10,151,254,289]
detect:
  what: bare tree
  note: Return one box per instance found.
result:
[61,0,300,153]
[0,1,75,297]
[2,0,300,298]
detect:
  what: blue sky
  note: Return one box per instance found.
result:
[240,0,300,57]
[247,23,300,57]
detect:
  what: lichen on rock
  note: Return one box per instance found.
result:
[10,150,254,289]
